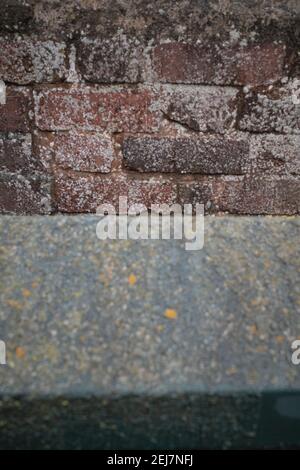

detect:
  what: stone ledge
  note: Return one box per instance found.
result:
[0,215,299,448]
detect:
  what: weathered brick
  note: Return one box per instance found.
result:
[179,177,300,215]
[233,42,287,86]
[15,0,300,41]
[77,36,143,83]
[0,87,33,132]
[152,42,287,86]
[0,133,44,175]
[250,134,300,176]
[153,43,211,84]
[34,86,160,132]
[0,2,33,33]
[51,132,114,173]
[239,81,300,134]
[123,135,249,174]
[54,171,176,213]
[161,85,238,132]
[0,173,51,214]
[32,131,54,173]
[0,38,68,84]
[178,178,215,212]
[218,178,300,215]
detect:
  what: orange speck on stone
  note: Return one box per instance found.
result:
[248,324,258,335]
[31,282,39,289]
[128,274,137,286]
[6,299,22,310]
[164,308,177,319]
[256,345,267,353]
[16,347,25,359]
[264,259,271,270]
[22,288,31,298]
[226,366,237,375]
[275,335,285,344]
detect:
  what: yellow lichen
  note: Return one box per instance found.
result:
[15,347,25,359]
[6,299,22,310]
[22,288,31,298]
[128,274,137,286]
[164,308,177,319]
[248,324,258,335]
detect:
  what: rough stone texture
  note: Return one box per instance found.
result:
[153,42,287,86]
[31,131,54,173]
[239,81,300,134]
[0,133,39,175]
[54,171,177,212]
[0,38,68,84]
[123,135,250,174]
[250,134,300,176]
[77,36,143,83]
[51,132,114,173]
[34,86,160,132]
[0,173,51,214]
[0,216,299,448]
[178,177,215,212]
[9,1,299,42]
[0,87,33,133]
[162,85,238,133]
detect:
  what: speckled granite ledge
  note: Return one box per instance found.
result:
[0,216,299,449]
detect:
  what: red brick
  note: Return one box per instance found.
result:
[77,36,143,83]
[123,135,249,174]
[161,85,238,133]
[34,86,160,132]
[0,173,51,214]
[153,43,212,84]
[234,42,287,86]
[177,178,214,213]
[218,178,300,214]
[179,177,300,215]
[52,132,114,173]
[239,81,300,134]
[54,171,177,213]
[0,38,68,84]
[153,41,286,86]
[0,87,33,132]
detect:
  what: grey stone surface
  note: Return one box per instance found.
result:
[0,215,299,448]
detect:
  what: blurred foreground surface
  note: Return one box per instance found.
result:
[0,215,299,449]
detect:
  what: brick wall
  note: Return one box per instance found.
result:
[0,0,299,215]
